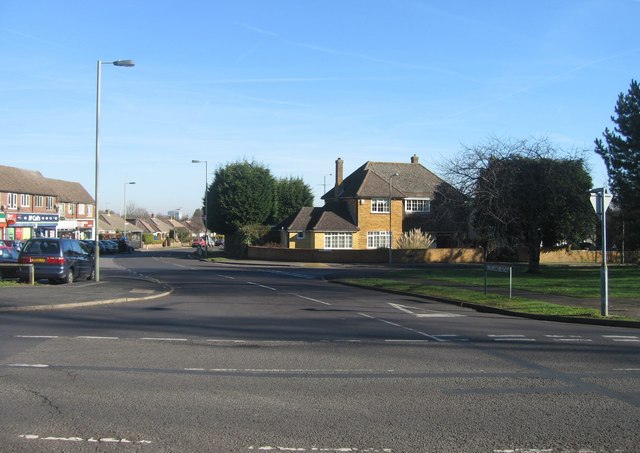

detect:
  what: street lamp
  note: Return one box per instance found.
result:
[389,173,399,265]
[191,159,209,255]
[95,59,135,282]
[123,181,135,239]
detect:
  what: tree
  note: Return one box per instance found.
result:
[272,177,314,223]
[595,79,640,249]
[445,137,593,273]
[207,160,276,235]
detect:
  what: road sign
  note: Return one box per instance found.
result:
[590,187,612,220]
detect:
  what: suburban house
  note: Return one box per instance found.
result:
[278,155,465,250]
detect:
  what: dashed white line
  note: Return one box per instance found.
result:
[15,335,59,339]
[604,335,640,342]
[291,294,332,306]
[9,363,50,368]
[358,312,444,342]
[140,337,188,342]
[247,281,277,291]
[488,335,536,342]
[77,336,119,340]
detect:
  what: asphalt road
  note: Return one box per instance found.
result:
[1,249,638,452]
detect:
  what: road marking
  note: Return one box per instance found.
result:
[140,337,188,342]
[389,303,464,318]
[544,335,592,342]
[604,335,640,342]
[206,339,249,344]
[247,281,277,291]
[358,312,444,342]
[76,336,119,340]
[432,334,470,342]
[248,445,392,452]
[614,368,640,371]
[488,334,536,342]
[9,363,50,368]
[292,293,332,306]
[15,335,59,339]
[261,269,315,279]
[217,274,235,279]
[19,434,152,444]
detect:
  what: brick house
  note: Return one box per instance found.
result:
[0,165,95,240]
[278,155,465,250]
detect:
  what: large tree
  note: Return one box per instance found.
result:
[445,137,593,272]
[272,177,314,223]
[207,160,276,235]
[595,79,640,249]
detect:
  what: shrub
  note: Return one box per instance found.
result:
[397,228,435,249]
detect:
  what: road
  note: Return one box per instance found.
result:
[1,249,639,452]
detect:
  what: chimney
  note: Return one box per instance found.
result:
[334,157,344,199]
[411,154,419,164]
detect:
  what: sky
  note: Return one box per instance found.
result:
[1,1,638,218]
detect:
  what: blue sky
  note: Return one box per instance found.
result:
[1,1,638,217]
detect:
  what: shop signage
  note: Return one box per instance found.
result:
[16,213,59,223]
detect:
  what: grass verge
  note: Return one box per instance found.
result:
[341,277,632,320]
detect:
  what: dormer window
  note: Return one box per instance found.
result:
[405,198,430,213]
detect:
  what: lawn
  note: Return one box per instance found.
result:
[387,264,639,299]
[341,264,639,320]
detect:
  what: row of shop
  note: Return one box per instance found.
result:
[0,212,94,241]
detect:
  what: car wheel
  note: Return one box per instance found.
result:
[65,268,75,284]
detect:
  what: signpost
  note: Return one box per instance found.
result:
[590,187,613,317]
[484,264,513,299]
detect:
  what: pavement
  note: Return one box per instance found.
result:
[0,256,172,312]
[0,251,638,329]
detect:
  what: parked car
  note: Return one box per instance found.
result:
[0,246,20,280]
[192,237,206,247]
[3,240,23,251]
[100,240,118,254]
[17,238,94,284]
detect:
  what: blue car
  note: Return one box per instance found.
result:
[17,238,95,284]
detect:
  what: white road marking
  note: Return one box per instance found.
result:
[76,336,119,340]
[604,335,640,342]
[489,334,536,342]
[544,335,592,342]
[261,269,315,279]
[247,281,277,291]
[389,302,464,318]
[15,335,59,339]
[614,368,640,371]
[140,337,188,342]
[9,363,49,368]
[291,293,332,306]
[206,339,249,344]
[217,274,235,279]
[19,434,152,444]
[249,446,392,452]
[358,312,444,342]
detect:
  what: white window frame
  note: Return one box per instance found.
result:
[87,205,93,217]
[21,194,31,207]
[367,231,391,249]
[35,195,44,208]
[78,204,85,215]
[404,198,431,213]
[324,232,353,249]
[7,193,17,209]
[67,203,75,215]
[46,196,54,210]
[371,198,389,213]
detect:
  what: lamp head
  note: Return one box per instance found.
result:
[113,60,135,67]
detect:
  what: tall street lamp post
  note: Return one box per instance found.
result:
[95,59,135,282]
[123,181,135,239]
[191,159,209,256]
[389,173,399,265]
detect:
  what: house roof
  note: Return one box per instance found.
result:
[0,165,94,203]
[322,160,447,200]
[98,213,140,234]
[278,205,358,232]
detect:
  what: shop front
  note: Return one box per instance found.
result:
[7,213,59,240]
[56,219,94,239]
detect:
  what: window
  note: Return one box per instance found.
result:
[405,198,430,213]
[21,194,31,207]
[296,232,305,239]
[67,203,75,215]
[324,232,353,249]
[35,196,44,208]
[46,197,54,210]
[367,231,391,249]
[7,193,17,209]
[87,205,93,217]
[371,198,389,213]
[78,204,85,215]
